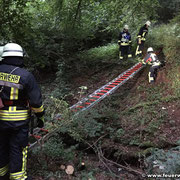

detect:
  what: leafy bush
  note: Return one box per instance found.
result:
[147,19,180,96]
[147,22,180,64]
[146,146,180,174]
[77,43,119,64]
[61,109,104,142]
[41,136,77,161]
[43,96,71,123]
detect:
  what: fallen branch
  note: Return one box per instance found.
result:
[82,134,107,152]
[84,139,144,178]
[99,147,143,176]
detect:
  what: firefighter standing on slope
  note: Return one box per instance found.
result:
[135,21,151,58]
[143,47,161,83]
[0,43,45,180]
[118,24,132,61]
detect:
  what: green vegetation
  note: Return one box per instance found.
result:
[77,43,119,64]
[1,0,180,179]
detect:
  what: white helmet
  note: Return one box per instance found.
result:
[2,43,23,57]
[0,46,4,61]
[147,47,153,53]
[124,24,129,30]
[145,21,151,26]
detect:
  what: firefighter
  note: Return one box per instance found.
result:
[0,43,45,180]
[144,47,161,83]
[135,21,151,58]
[118,24,132,61]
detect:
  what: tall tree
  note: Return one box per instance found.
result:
[0,0,37,43]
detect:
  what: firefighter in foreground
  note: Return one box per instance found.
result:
[143,47,161,83]
[118,24,132,61]
[0,43,45,180]
[135,21,151,58]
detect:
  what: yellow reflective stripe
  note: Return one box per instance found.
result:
[15,88,18,100]
[142,32,146,37]
[149,72,154,82]
[0,116,28,121]
[0,112,28,116]
[137,35,145,41]
[0,109,28,113]
[22,146,28,173]
[0,165,8,176]
[135,45,140,55]
[31,105,44,113]
[10,172,27,180]
[141,38,146,41]
[9,106,16,112]
[120,42,129,46]
[10,147,28,180]
[10,172,24,176]
[0,109,29,121]
[128,54,132,58]
[10,87,19,100]
[0,111,28,115]
[10,87,14,100]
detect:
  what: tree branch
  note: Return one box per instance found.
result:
[73,0,82,28]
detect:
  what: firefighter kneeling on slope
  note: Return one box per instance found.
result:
[0,43,45,180]
[143,47,161,84]
[118,24,132,61]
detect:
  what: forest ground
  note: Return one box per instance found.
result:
[29,55,180,180]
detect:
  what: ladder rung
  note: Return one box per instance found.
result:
[101,90,109,92]
[119,78,126,80]
[89,99,96,101]
[85,102,91,105]
[77,106,84,108]
[108,85,115,87]
[92,96,101,98]
[96,93,104,95]
[40,128,49,133]
[31,135,42,139]
[111,83,119,85]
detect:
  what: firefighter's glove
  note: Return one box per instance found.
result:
[37,116,45,128]
[160,61,166,67]
[137,57,143,63]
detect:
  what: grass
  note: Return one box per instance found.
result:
[77,43,119,63]
[169,66,180,97]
